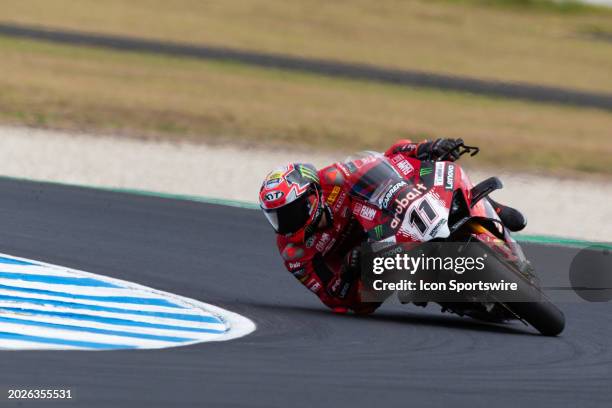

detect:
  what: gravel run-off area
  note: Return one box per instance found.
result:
[0,126,610,242]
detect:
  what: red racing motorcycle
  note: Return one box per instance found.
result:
[346,144,565,336]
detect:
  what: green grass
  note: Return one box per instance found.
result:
[1,35,611,176]
[3,0,612,93]
[1,1,612,177]
[448,0,602,13]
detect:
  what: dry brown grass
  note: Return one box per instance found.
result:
[1,0,612,93]
[1,36,611,175]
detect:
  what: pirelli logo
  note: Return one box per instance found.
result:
[326,186,341,205]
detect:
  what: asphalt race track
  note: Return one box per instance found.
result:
[0,178,610,407]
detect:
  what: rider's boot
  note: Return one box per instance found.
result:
[487,198,527,232]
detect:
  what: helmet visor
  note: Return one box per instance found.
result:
[263,191,317,234]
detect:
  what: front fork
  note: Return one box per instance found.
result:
[467,221,539,286]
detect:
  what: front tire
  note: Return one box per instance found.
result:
[470,240,566,336]
[505,299,565,336]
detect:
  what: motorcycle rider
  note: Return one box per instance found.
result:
[259,138,527,314]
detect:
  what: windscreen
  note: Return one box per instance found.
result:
[348,155,404,212]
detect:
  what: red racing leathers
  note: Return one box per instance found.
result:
[275,140,422,314]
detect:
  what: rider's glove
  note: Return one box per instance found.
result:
[417,138,464,161]
[327,248,361,299]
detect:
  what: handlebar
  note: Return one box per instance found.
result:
[437,142,480,161]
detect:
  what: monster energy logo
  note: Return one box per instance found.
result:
[299,166,319,183]
[373,225,384,240]
[420,167,433,176]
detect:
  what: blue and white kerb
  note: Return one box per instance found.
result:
[0,254,255,350]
